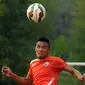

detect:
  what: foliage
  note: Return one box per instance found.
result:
[51,35,68,57]
[0,0,58,85]
[0,0,85,85]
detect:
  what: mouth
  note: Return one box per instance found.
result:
[38,52,42,55]
[37,52,44,56]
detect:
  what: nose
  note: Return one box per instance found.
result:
[38,47,43,52]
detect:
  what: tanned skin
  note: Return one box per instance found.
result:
[1,41,85,85]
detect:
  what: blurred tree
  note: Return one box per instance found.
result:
[67,0,85,85]
[0,0,58,85]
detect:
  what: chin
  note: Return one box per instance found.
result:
[37,55,43,59]
[38,56,46,59]
[38,56,42,59]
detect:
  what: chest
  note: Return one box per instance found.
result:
[31,60,60,75]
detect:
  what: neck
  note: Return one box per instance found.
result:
[38,55,48,59]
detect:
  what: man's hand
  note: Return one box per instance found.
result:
[1,66,13,77]
[1,66,33,85]
[81,73,85,83]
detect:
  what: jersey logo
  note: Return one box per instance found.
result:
[44,62,49,66]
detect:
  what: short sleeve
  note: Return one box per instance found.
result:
[54,57,67,71]
[28,64,33,76]
[58,57,67,70]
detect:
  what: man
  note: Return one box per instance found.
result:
[1,37,85,85]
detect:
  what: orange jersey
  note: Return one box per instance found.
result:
[28,56,67,85]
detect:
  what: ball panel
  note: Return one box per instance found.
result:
[26,3,46,23]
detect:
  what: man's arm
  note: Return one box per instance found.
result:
[10,73,33,85]
[64,64,82,80]
[1,66,33,85]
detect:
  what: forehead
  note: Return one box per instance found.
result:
[36,41,49,47]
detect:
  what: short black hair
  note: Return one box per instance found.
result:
[37,37,50,47]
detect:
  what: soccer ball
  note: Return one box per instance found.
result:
[26,3,46,23]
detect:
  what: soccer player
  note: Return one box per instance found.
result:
[1,37,85,85]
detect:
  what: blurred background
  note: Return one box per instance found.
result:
[0,0,85,85]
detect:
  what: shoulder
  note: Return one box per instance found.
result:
[30,59,39,64]
[47,56,66,62]
[47,56,61,60]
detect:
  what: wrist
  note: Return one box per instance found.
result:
[10,72,16,78]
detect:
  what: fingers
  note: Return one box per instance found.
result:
[79,73,85,83]
[82,74,85,82]
[1,66,13,78]
[83,73,85,77]
[1,66,11,77]
[1,66,9,75]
